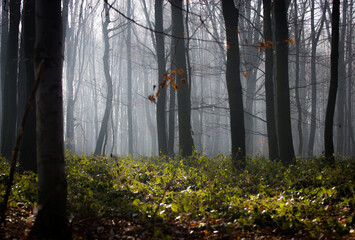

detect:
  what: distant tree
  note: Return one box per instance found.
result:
[127,0,134,156]
[65,0,85,153]
[155,0,168,155]
[170,0,194,157]
[324,0,340,162]
[263,0,278,161]
[308,0,326,156]
[29,0,70,238]
[274,0,295,164]
[1,0,20,159]
[346,0,354,155]
[94,2,113,155]
[222,0,246,168]
[336,0,347,155]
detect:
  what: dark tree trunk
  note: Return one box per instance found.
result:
[274,0,295,164]
[1,0,20,159]
[30,0,69,238]
[19,0,37,172]
[263,0,278,161]
[294,0,303,156]
[167,73,176,155]
[324,0,340,162]
[336,0,347,155]
[155,0,167,155]
[94,3,113,155]
[0,1,9,141]
[308,0,327,156]
[222,0,246,169]
[170,0,194,157]
[243,0,261,156]
[346,1,354,155]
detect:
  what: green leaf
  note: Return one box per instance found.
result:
[171,203,178,213]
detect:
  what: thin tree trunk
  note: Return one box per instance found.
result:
[263,0,278,160]
[171,0,194,157]
[127,0,133,156]
[155,0,167,155]
[167,72,176,155]
[222,0,246,168]
[336,0,347,155]
[324,0,340,162]
[347,1,354,155]
[0,1,9,143]
[294,0,303,156]
[274,0,295,164]
[94,3,113,155]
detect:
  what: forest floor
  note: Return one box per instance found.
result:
[1,153,355,239]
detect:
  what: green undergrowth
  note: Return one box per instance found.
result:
[1,153,354,238]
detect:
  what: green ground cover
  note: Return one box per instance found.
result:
[1,153,354,239]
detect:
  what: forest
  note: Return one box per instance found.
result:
[0,0,354,239]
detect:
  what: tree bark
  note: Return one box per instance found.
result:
[324,0,340,162]
[222,0,246,168]
[346,0,354,155]
[155,0,168,155]
[308,0,327,156]
[263,0,278,161]
[170,0,194,157]
[274,0,295,164]
[0,1,9,143]
[335,0,347,155]
[294,0,303,156]
[19,0,37,172]
[30,0,69,238]
[1,0,20,159]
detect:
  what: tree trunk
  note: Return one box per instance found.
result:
[19,0,37,172]
[263,0,278,161]
[243,0,261,156]
[127,0,133,156]
[94,3,113,155]
[335,0,347,155]
[308,0,327,156]
[294,0,303,156]
[324,0,340,162]
[155,0,167,155]
[274,0,295,164]
[346,1,354,155]
[1,0,20,159]
[222,0,246,169]
[170,0,194,157]
[167,73,176,155]
[30,0,69,238]
[0,1,9,144]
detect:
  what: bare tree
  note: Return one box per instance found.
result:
[95,3,113,155]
